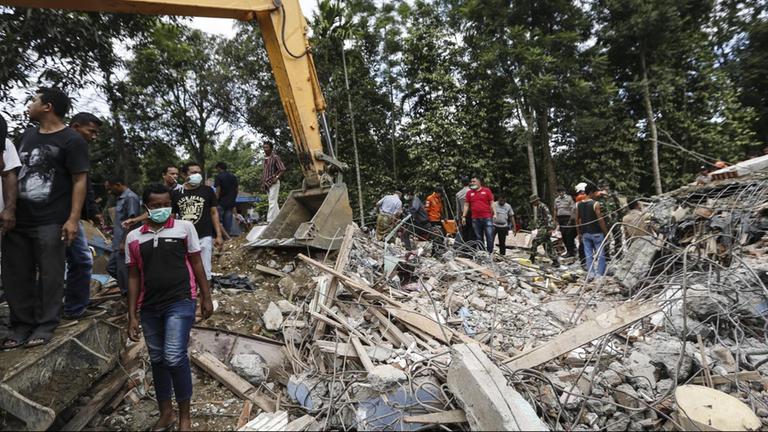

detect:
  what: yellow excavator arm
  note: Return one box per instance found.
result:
[1,0,354,249]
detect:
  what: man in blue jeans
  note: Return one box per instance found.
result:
[64,112,103,319]
[576,184,609,279]
[126,183,213,431]
[461,176,497,253]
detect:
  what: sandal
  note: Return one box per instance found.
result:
[1,335,29,351]
[151,419,176,431]
[25,335,52,348]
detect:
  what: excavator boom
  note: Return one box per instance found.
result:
[1,0,353,250]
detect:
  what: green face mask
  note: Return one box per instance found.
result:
[469,184,479,190]
[147,207,172,224]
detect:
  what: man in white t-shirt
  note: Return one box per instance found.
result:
[1,136,23,289]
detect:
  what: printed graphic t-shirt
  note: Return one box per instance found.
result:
[172,185,218,238]
[16,127,90,227]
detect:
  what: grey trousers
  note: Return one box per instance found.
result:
[1,224,66,339]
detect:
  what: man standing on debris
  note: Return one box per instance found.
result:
[425,186,444,231]
[462,176,496,253]
[261,142,285,223]
[573,182,588,266]
[493,195,515,255]
[162,164,183,192]
[695,166,712,185]
[576,184,608,279]
[529,195,560,266]
[555,187,576,257]
[126,183,213,432]
[400,190,432,250]
[105,176,141,296]
[598,179,623,259]
[455,175,475,244]
[2,88,89,349]
[214,161,239,236]
[621,199,649,240]
[64,112,103,319]
[174,162,224,283]
[374,190,403,241]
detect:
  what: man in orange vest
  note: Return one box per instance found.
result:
[424,186,444,232]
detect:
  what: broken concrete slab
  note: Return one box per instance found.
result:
[447,344,548,431]
[229,353,267,386]
[367,364,407,392]
[262,302,283,331]
[613,236,662,291]
[276,299,297,314]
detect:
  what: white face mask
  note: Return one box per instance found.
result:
[188,173,203,186]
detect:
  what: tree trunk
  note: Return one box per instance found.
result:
[640,49,662,195]
[102,70,132,183]
[536,106,557,209]
[342,46,365,226]
[521,105,538,197]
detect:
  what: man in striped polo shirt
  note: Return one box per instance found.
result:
[125,183,213,431]
[261,142,285,223]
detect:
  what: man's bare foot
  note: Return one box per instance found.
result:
[178,417,192,431]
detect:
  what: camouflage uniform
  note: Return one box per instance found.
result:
[530,198,560,266]
[597,190,623,257]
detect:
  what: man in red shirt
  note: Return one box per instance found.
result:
[461,176,497,253]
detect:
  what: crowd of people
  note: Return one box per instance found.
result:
[374,175,649,280]
[0,87,279,431]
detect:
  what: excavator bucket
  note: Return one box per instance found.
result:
[247,183,353,250]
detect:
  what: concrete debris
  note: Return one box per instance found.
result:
[229,353,267,386]
[366,364,407,391]
[262,301,283,331]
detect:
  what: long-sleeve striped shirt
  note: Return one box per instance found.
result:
[261,153,286,191]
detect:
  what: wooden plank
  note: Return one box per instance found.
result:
[312,225,357,339]
[455,257,497,278]
[385,307,451,344]
[692,371,762,386]
[236,400,253,430]
[255,264,287,278]
[350,336,375,372]
[191,351,276,413]
[403,409,468,424]
[318,304,372,344]
[62,369,129,431]
[368,307,410,348]
[503,301,661,370]
[285,414,315,431]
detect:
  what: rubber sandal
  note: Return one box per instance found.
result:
[151,419,176,432]
[1,336,29,351]
[25,335,51,348]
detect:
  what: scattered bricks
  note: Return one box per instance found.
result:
[447,344,549,431]
[612,384,640,409]
[262,302,283,331]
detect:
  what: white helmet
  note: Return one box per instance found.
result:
[575,182,587,193]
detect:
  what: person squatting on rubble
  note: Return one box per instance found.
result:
[462,176,496,253]
[695,165,712,185]
[106,176,141,296]
[621,199,650,241]
[455,175,475,244]
[2,88,89,349]
[0,115,20,297]
[597,179,624,260]
[214,161,239,236]
[493,195,515,255]
[261,142,285,224]
[374,189,403,241]
[63,112,104,320]
[555,186,576,257]
[529,194,561,267]
[576,184,609,279]
[126,183,213,432]
[424,186,444,233]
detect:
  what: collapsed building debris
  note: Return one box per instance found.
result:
[1,170,767,431]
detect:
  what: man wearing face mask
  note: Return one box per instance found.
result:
[105,176,140,296]
[172,162,224,282]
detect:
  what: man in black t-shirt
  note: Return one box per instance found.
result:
[213,162,238,236]
[173,162,224,282]
[1,88,89,349]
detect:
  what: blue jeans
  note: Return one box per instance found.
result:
[219,206,234,235]
[141,299,196,402]
[582,232,606,278]
[65,222,93,316]
[472,218,494,253]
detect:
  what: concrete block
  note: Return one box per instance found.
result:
[447,344,549,431]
